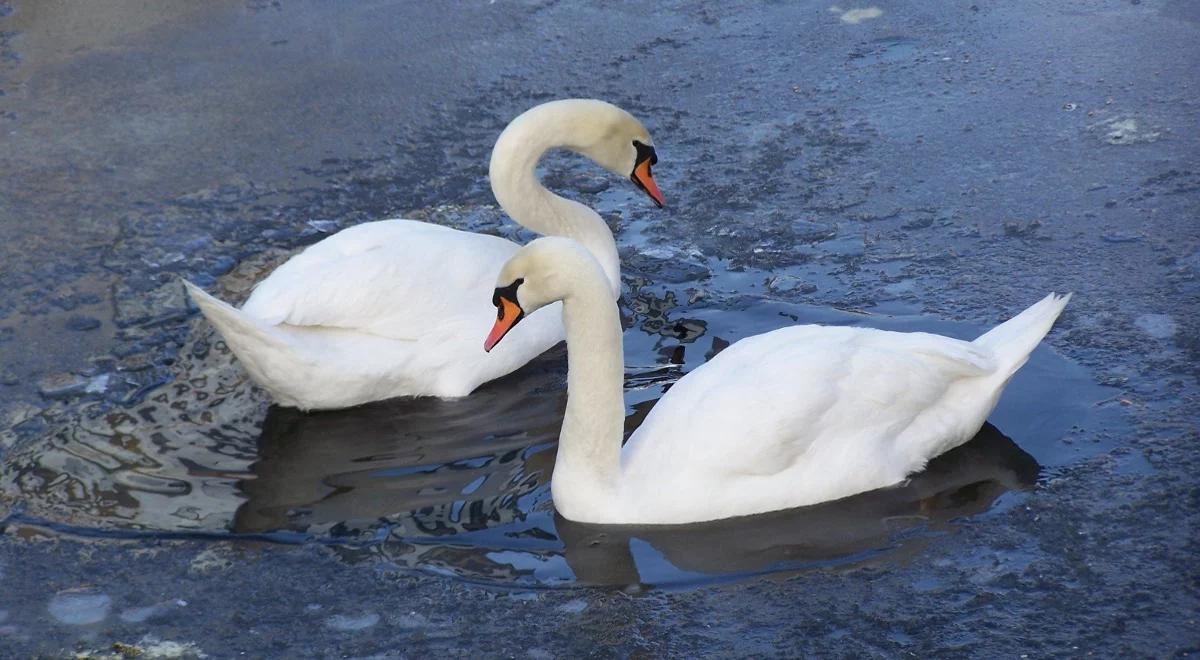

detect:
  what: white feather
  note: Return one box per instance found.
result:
[184,223,562,409]
[183,100,660,410]
[498,238,1072,524]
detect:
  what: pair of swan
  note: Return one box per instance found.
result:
[186,99,662,410]
[187,99,1071,525]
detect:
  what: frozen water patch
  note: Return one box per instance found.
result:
[78,635,207,659]
[48,591,111,625]
[84,373,110,394]
[766,274,818,295]
[849,37,918,66]
[189,548,234,574]
[306,219,340,234]
[830,6,884,24]
[37,372,89,399]
[120,605,165,623]
[557,599,588,615]
[119,599,187,623]
[1090,116,1161,145]
[326,612,380,631]
[1134,313,1177,340]
[1101,230,1141,244]
[136,636,207,659]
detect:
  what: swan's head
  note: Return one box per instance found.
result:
[495,99,665,208]
[571,101,664,209]
[484,237,603,352]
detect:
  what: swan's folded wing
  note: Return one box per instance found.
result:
[623,326,998,481]
[240,220,517,340]
[889,331,996,376]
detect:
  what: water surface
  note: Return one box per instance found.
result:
[0,269,1118,589]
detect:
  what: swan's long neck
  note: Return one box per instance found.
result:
[550,268,626,522]
[489,109,621,297]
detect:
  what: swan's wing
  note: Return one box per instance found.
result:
[898,331,995,375]
[622,326,997,481]
[241,220,517,340]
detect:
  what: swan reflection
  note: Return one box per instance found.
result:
[232,349,567,538]
[556,423,1037,586]
[233,355,1038,587]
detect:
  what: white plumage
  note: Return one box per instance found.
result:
[184,100,663,410]
[488,237,1072,524]
[184,222,560,408]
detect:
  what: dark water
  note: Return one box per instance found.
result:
[0,273,1119,589]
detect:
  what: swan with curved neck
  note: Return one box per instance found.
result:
[185,100,663,410]
[489,99,662,297]
[485,238,1072,525]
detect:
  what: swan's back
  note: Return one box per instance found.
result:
[191,219,565,408]
[618,324,1004,522]
[242,220,516,337]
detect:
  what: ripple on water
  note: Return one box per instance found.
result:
[0,272,1124,589]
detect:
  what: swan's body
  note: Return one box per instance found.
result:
[183,222,558,408]
[185,100,662,410]
[486,238,1072,525]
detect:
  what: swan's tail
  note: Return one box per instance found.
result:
[973,292,1072,377]
[182,280,301,383]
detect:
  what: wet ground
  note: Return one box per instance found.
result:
[1,0,1197,656]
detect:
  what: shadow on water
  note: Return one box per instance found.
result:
[557,423,1037,588]
[232,350,567,540]
[0,283,1121,589]
[242,406,1036,587]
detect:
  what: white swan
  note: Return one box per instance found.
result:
[484,237,1072,525]
[184,99,663,410]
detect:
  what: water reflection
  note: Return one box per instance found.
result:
[557,423,1037,586]
[236,371,1037,587]
[0,343,262,532]
[233,349,567,538]
[1,292,1110,588]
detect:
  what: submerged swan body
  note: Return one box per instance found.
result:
[184,100,663,410]
[486,238,1072,525]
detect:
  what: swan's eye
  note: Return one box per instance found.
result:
[492,278,525,308]
[633,140,657,166]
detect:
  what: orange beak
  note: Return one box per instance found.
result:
[484,297,524,352]
[632,159,664,208]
